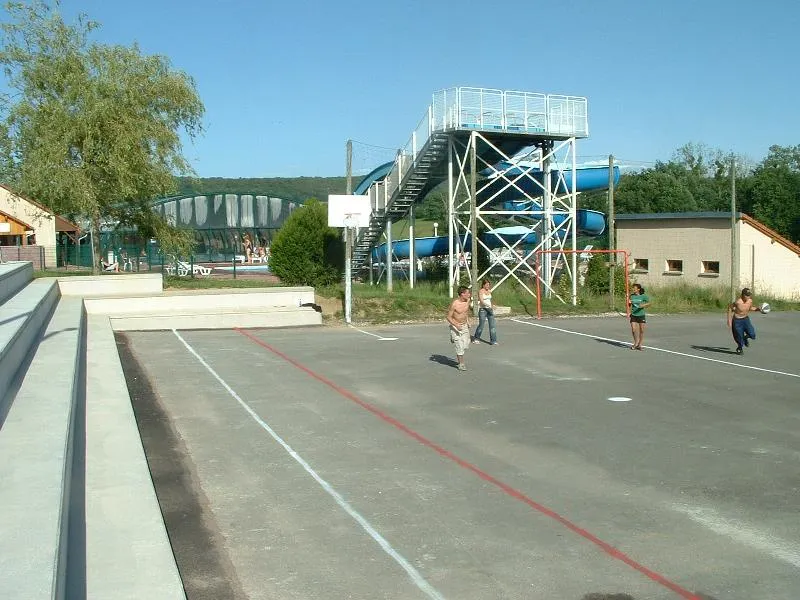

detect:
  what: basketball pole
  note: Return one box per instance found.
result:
[345,219,352,324]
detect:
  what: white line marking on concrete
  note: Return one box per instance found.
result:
[511,319,800,379]
[172,330,444,600]
[608,397,632,402]
[348,325,398,341]
[671,503,800,568]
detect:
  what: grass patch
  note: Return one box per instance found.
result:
[34,268,95,278]
[316,281,800,325]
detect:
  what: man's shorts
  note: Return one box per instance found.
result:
[450,324,470,355]
[630,315,646,323]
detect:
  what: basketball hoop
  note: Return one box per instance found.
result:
[343,213,359,230]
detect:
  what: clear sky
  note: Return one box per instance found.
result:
[43,0,800,177]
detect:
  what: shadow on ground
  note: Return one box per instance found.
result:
[594,338,632,349]
[429,354,459,369]
[580,592,719,599]
[691,344,739,355]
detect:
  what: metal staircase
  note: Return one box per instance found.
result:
[351,132,448,271]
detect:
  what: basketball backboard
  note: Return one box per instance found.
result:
[328,195,371,228]
[0,222,10,233]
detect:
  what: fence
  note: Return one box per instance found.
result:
[1,246,47,269]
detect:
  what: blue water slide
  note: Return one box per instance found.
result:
[371,226,537,262]
[354,161,394,195]
[479,166,619,203]
[500,203,606,236]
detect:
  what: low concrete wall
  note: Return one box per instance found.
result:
[83,287,315,316]
[57,274,163,298]
[108,306,322,331]
[0,262,33,305]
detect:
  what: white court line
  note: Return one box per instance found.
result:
[511,318,800,379]
[348,325,398,341]
[172,330,444,600]
[671,503,800,568]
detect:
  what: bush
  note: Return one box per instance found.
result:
[269,199,344,286]
[584,253,627,295]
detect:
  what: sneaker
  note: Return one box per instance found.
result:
[490,342,498,346]
[744,338,750,347]
[458,364,467,371]
[735,347,743,355]
[472,339,481,345]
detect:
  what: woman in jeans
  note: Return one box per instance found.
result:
[473,279,498,345]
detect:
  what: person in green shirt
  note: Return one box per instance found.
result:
[628,283,650,350]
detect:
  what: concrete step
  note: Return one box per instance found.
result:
[0,262,34,305]
[0,296,84,599]
[0,278,59,416]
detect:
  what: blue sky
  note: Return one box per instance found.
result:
[44,0,800,177]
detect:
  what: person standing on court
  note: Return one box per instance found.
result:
[727,287,762,354]
[628,283,650,350]
[447,286,472,371]
[473,279,498,345]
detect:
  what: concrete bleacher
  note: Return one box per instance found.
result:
[0,263,323,598]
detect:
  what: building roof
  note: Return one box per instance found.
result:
[616,211,743,220]
[0,183,80,233]
[616,211,800,256]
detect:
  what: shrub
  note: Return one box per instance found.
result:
[269,199,344,287]
[584,253,627,295]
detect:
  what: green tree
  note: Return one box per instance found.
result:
[0,0,204,267]
[742,145,800,242]
[269,199,344,286]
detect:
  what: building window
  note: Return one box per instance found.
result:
[632,258,649,273]
[701,260,720,277]
[665,259,683,274]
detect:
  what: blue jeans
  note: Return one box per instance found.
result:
[731,316,756,349]
[474,307,497,344]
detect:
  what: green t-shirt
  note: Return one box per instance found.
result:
[630,293,649,317]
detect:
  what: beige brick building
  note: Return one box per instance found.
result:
[616,212,800,300]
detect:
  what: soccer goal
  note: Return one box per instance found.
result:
[534,249,631,319]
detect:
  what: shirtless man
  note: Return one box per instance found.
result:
[447,286,472,371]
[727,287,762,355]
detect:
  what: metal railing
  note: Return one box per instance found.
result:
[365,87,589,222]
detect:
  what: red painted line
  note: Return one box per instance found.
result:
[236,328,701,600]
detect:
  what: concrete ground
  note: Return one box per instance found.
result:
[117,311,800,600]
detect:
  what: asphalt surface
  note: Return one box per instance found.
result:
[118,311,800,600]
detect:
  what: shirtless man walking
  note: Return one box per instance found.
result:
[447,285,472,371]
[727,287,763,355]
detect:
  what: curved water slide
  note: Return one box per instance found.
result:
[362,165,618,261]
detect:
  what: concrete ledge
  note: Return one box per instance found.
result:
[0,279,59,406]
[85,314,185,599]
[57,273,163,297]
[0,262,33,305]
[0,296,83,599]
[83,287,315,316]
[108,306,323,331]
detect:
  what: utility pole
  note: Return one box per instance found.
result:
[608,154,616,309]
[730,155,737,302]
[344,140,353,324]
[470,133,478,314]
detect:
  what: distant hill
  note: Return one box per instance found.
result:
[175,176,353,204]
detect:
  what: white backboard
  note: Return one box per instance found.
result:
[0,222,10,233]
[328,195,371,228]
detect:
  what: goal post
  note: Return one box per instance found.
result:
[535,249,630,319]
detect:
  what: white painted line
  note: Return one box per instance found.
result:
[172,330,445,600]
[511,318,800,379]
[671,503,800,568]
[348,325,398,341]
[608,397,632,402]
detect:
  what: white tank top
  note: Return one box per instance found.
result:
[481,292,492,308]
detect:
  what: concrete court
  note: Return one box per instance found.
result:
[118,311,800,600]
